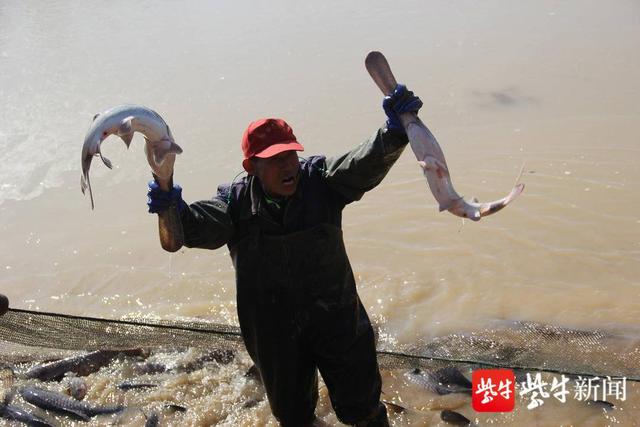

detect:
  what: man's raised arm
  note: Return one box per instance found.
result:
[323,84,422,203]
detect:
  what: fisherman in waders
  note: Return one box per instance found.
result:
[147,84,422,426]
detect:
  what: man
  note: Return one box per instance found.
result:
[148,84,422,426]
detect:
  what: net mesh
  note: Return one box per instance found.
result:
[1,308,638,381]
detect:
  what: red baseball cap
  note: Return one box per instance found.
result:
[241,118,304,164]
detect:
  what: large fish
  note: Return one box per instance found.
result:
[19,386,125,421]
[365,52,524,221]
[80,104,183,209]
[25,348,145,381]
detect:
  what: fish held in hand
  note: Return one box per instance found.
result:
[80,104,183,209]
[365,51,524,221]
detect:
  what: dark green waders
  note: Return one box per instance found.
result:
[231,223,387,426]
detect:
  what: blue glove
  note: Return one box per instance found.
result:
[147,180,187,214]
[382,84,423,132]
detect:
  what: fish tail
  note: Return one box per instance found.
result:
[152,139,183,165]
[514,161,526,185]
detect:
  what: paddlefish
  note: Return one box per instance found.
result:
[80,104,183,209]
[19,386,125,421]
[25,348,145,381]
[365,51,524,221]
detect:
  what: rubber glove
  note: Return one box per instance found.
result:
[382,84,423,132]
[147,180,187,214]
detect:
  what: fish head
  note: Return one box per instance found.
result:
[81,112,123,172]
[83,112,122,148]
[465,205,482,221]
[449,198,482,221]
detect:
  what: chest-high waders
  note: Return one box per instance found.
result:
[230,222,387,426]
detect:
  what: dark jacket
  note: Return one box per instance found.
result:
[180,127,408,248]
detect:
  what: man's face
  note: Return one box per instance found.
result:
[250,150,300,197]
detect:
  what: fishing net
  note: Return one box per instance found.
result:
[0,309,243,365]
[1,308,639,381]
